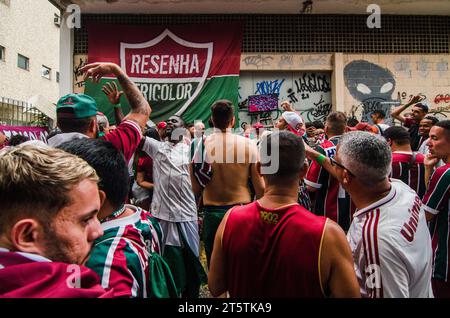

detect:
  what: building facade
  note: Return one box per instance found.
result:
[0,0,60,125]
[51,0,450,127]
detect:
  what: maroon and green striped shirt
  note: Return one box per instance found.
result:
[422,163,450,281]
[86,206,176,298]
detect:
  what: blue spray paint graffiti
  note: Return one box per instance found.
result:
[255,79,285,95]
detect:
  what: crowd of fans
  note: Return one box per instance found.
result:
[0,62,449,298]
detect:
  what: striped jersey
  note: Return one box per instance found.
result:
[390,151,426,198]
[101,120,142,163]
[347,179,433,298]
[222,201,327,297]
[305,136,355,232]
[422,163,450,282]
[86,205,176,298]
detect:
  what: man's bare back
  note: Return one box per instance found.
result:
[203,132,264,206]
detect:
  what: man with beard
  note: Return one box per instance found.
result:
[422,120,450,298]
[142,115,207,298]
[0,144,112,297]
[59,138,177,298]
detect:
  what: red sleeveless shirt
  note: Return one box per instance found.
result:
[222,201,327,298]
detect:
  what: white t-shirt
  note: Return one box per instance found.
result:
[142,137,197,223]
[347,179,433,298]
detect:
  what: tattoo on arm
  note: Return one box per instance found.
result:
[116,72,151,116]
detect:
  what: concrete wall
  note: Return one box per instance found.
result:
[72,52,450,123]
[343,54,450,123]
[0,0,60,103]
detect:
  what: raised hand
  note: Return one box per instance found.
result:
[408,94,425,105]
[81,62,120,84]
[281,101,295,112]
[102,82,123,105]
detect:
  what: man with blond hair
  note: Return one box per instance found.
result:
[0,144,112,297]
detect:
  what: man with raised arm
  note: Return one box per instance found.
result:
[48,62,151,163]
[391,95,429,151]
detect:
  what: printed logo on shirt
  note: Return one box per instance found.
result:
[259,211,279,225]
[323,146,336,159]
[400,196,422,242]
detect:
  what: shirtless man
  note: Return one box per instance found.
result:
[191,100,265,267]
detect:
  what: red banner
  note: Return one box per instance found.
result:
[85,23,243,124]
[0,126,48,142]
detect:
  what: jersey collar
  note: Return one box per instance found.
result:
[353,184,397,218]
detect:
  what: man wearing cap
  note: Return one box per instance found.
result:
[276,104,312,210]
[48,62,151,163]
[276,111,306,137]
[391,95,429,151]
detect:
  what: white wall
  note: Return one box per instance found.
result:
[0,0,60,103]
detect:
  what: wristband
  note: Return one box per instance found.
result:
[114,103,122,109]
[315,154,327,165]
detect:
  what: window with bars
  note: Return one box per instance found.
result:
[74,14,450,54]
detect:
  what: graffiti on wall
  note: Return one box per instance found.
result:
[73,55,88,94]
[238,72,332,128]
[344,60,397,124]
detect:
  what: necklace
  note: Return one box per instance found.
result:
[100,205,126,223]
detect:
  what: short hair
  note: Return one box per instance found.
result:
[423,116,439,126]
[372,110,386,119]
[57,116,94,134]
[259,131,306,184]
[435,120,450,139]
[144,127,161,141]
[414,103,429,113]
[8,134,29,146]
[338,131,392,187]
[326,112,347,135]
[211,100,234,130]
[186,123,195,129]
[58,139,129,211]
[0,144,98,235]
[312,120,325,130]
[383,126,411,146]
[168,115,186,129]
